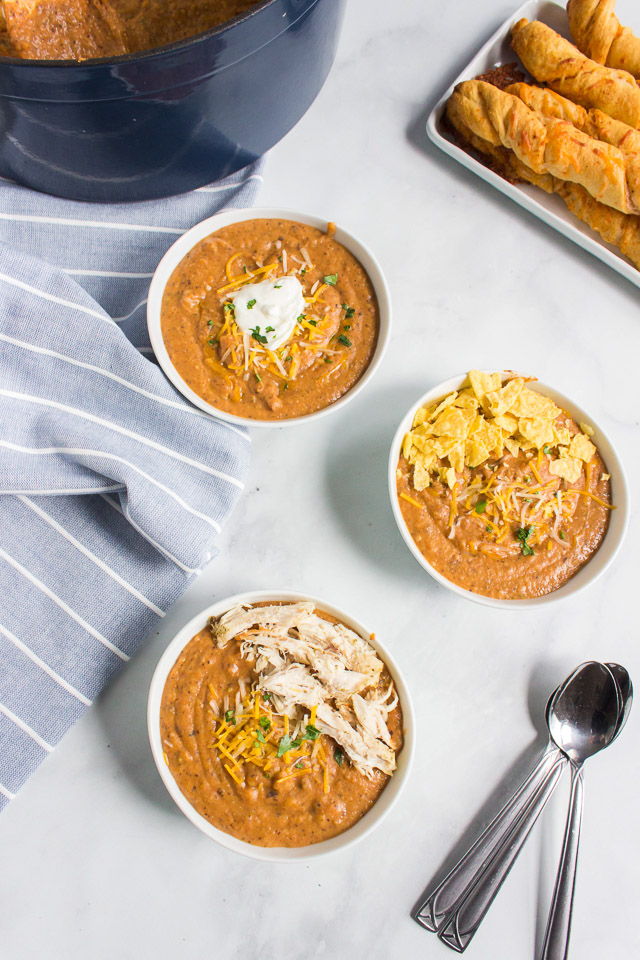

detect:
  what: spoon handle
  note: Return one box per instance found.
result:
[435,752,566,952]
[413,743,562,935]
[540,764,585,960]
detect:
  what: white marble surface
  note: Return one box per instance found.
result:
[2,0,639,957]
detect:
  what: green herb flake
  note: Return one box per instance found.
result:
[295,761,305,770]
[262,692,271,701]
[223,303,235,317]
[543,445,551,455]
[207,338,219,347]
[525,476,531,484]
[475,500,487,514]
[334,750,343,766]
[265,326,275,333]
[516,526,534,556]
[264,772,271,778]
[285,355,293,363]
[258,716,271,731]
[486,524,492,532]
[324,274,338,286]
[255,729,266,744]
[343,324,351,331]
[224,709,235,725]
[243,265,248,274]
[559,531,566,540]
[277,255,282,262]
[277,735,302,758]
[342,304,355,319]
[207,318,214,327]
[305,724,321,741]
[247,298,257,310]
[282,383,289,392]
[301,266,306,275]
[324,356,333,364]
[297,314,306,322]
[274,285,281,289]
[307,319,317,326]
[250,326,268,344]
[337,334,352,347]
[255,373,262,383]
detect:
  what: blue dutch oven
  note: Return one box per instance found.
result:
[0,0,346,201]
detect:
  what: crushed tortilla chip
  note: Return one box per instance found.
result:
[549,457,583,484]
[469,369,501,399]
[580,422,595,437]
[569,433,596,463]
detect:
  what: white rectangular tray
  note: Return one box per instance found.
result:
[426,0,640,290]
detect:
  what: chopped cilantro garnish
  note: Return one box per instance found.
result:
[224,709,235,724]
[324,274,338,285]
[559,531,566,540]
[285,355,292,363]
[342,304,355,319]
[475,500,487,514]
[265,325,275,333]
[307,319,317,326]
[486,524,492,532]
[255,729,266,744]
[255,373,262,383]
[324,356,333,363]
[277,255,282,262]
[543,445,551,454]
[262,692,271,701]
[525,476,531,484]
[247,299,257,309]
[337,334,352,347]
[223,303,235,317]
[516,526,534,556]
[207,338,219,346]
[343,324,351,331]
[264,772,271,778]
[250,326,268,344]
[207,318,214,327]
[334,750,343,766]
[297,314,306,322]
[274,285,281,289]
[305,724,321,741]
[243,265,248,273]
[258,716,271,731]
[277,735,301,757]
[295,761,305,769]
[282,383,288,392]
[301,266,306,275]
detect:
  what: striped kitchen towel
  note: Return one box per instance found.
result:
[0,163,263,811]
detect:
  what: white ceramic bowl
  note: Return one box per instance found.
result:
[147,590,415,862]
[388,372,630,610]
[147,208,391,427]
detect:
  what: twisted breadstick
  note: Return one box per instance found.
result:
[447,80,639,214]
[511,18,640,128]
[447,99,640,270]
[568,0,640,79]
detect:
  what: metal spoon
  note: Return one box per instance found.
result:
[540,662,625,960]
[606,662,633,740]
[414,662,631,952]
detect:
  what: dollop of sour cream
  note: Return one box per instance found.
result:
[232,276,305,351]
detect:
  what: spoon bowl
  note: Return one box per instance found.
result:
[547,661,621,764]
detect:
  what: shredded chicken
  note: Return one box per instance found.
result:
[208,603,399,778]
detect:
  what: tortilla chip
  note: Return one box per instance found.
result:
[484,378,525,416]
[453,388,479,409]
[494,413,518,433]
[402,433,413,460]
[568,433,596,463]
[504,437,520,458]
[509,388,559,421]
[466,439,491,469]
[413,461,431,491]
[430,392,458,420]
[448,441,466,474]
[412,407,428,428]
[580,422,595,437]
[549,456,583,484]
[413,423,435,438]
[468,369,502,400]
[518,417,555,449]
[431,406,475,439]
[444,466,457,490]
[553,426,571,446]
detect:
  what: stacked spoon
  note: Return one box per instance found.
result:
[412,661,632,956]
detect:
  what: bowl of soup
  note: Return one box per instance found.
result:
[147,207,391,425]
[148,590,414,861]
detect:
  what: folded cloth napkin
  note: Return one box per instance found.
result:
[0,163,263,811]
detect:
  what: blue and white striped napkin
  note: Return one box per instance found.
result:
[0,163,263,811]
